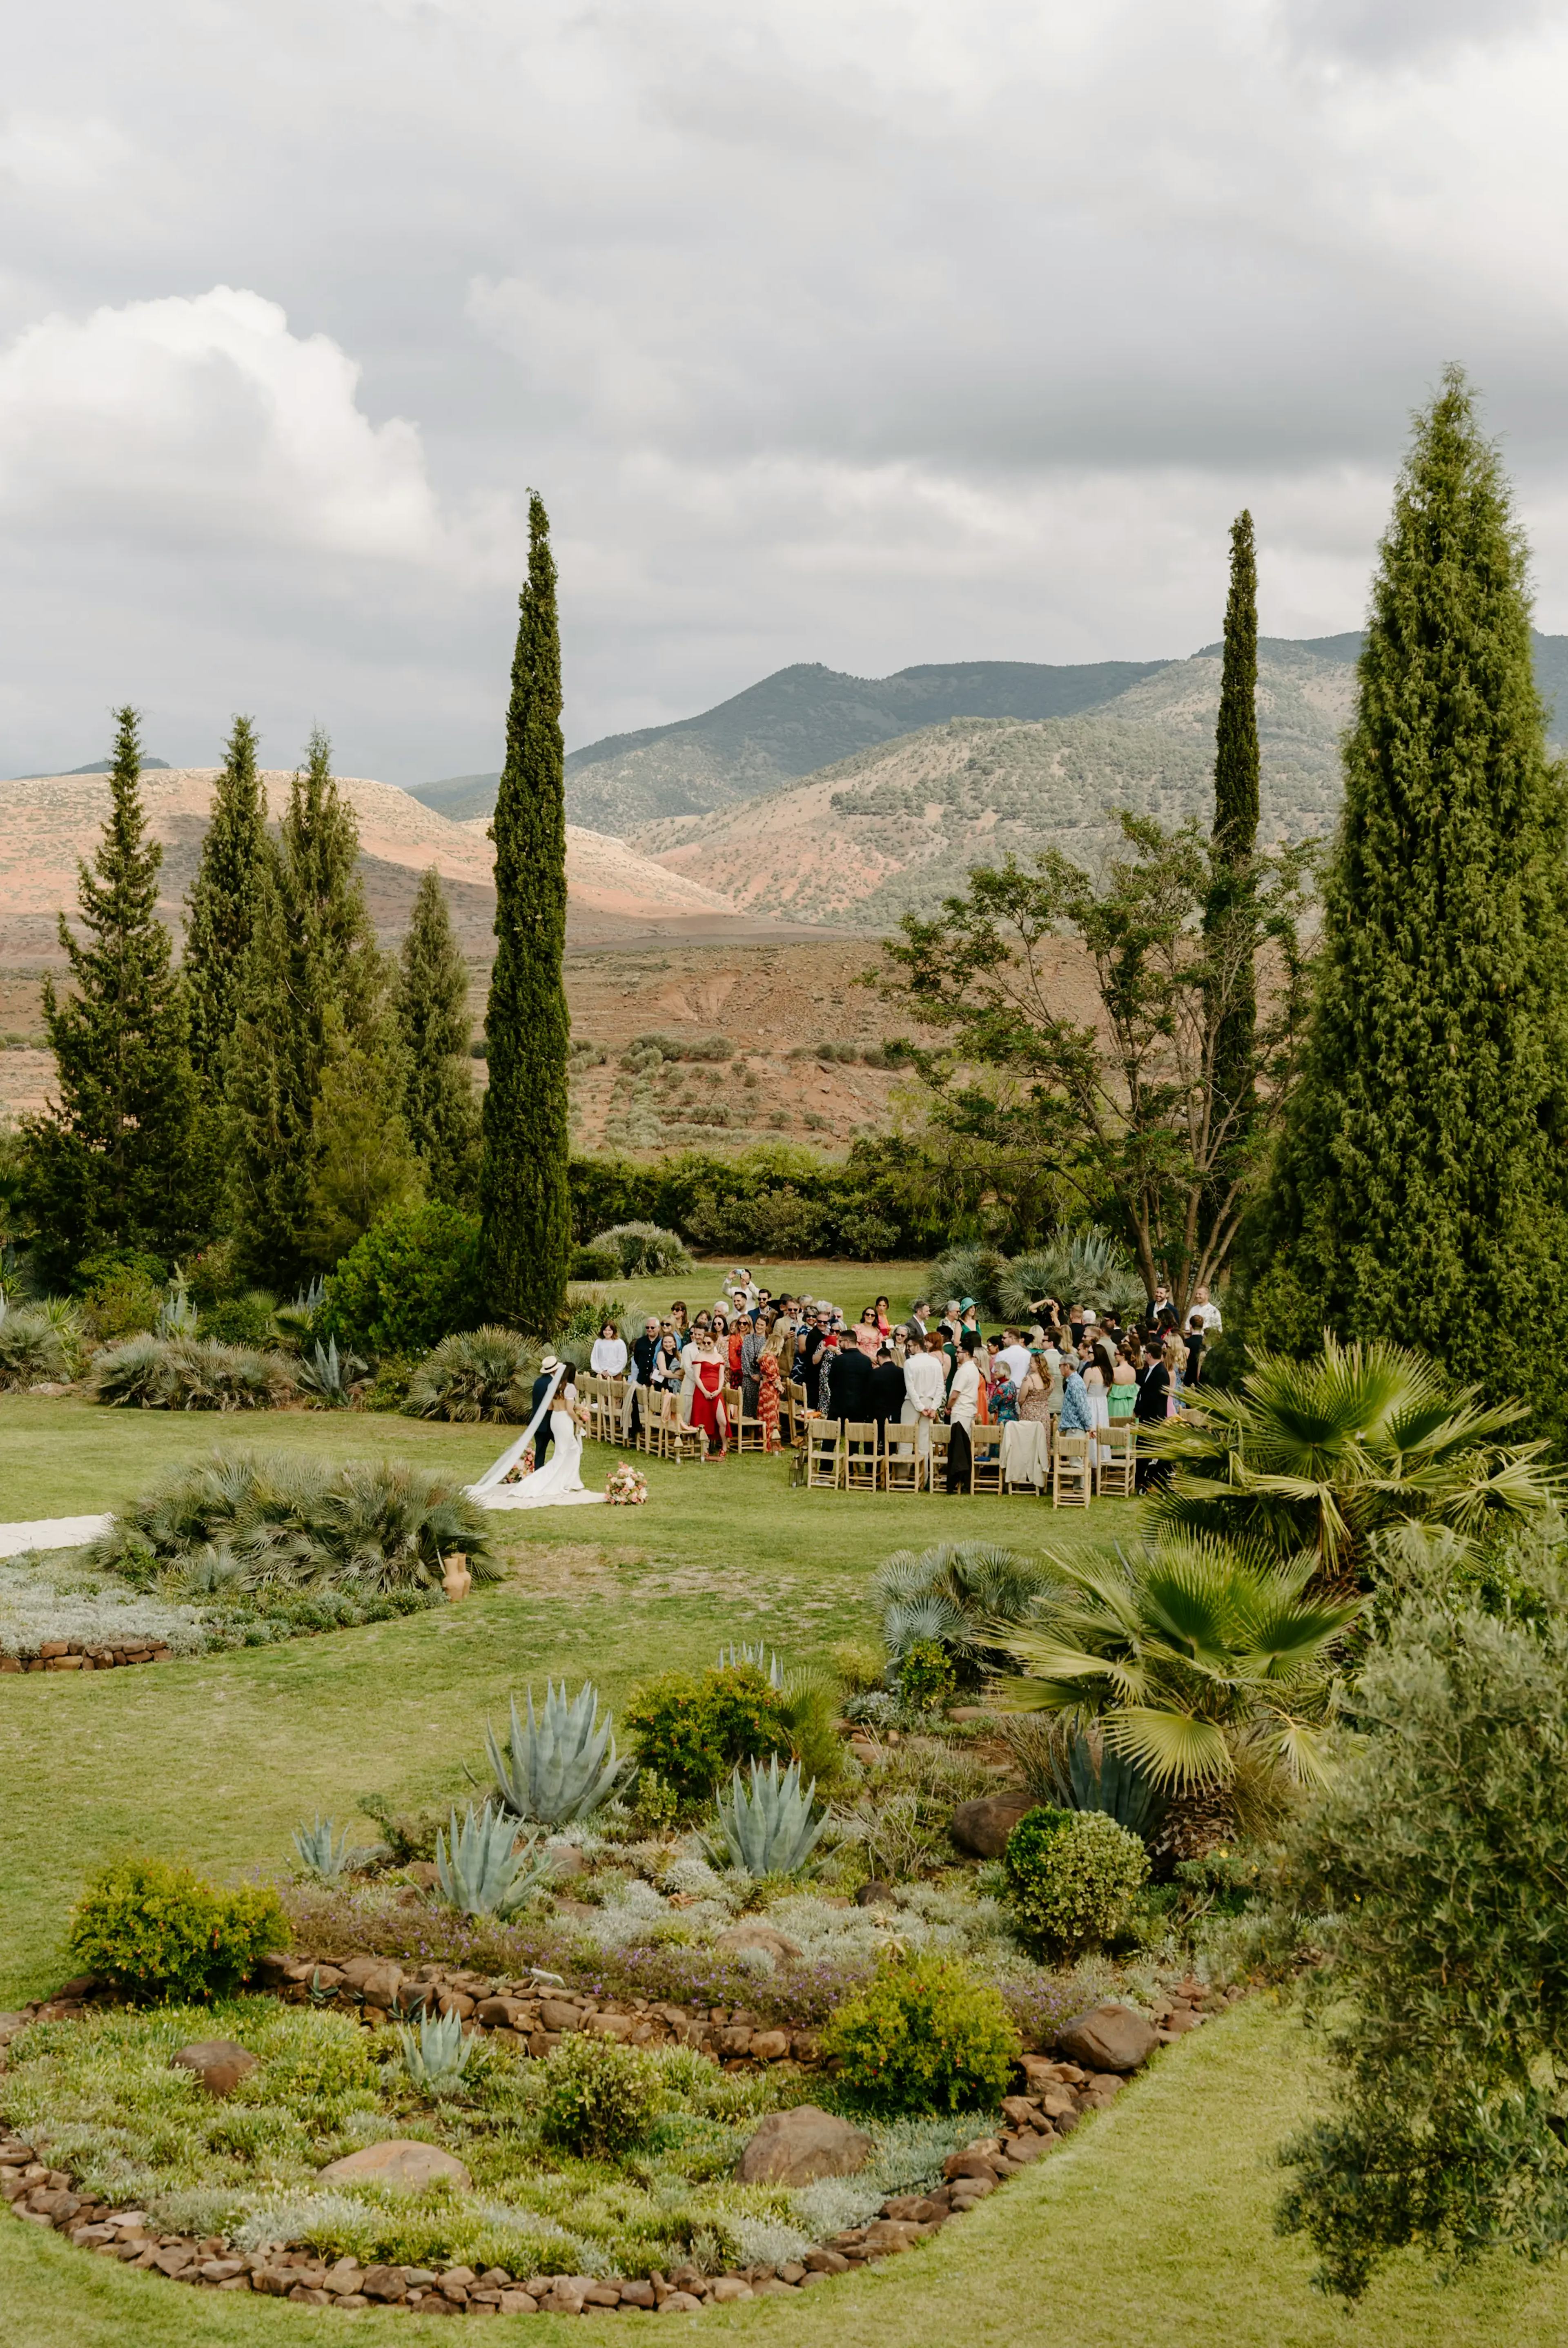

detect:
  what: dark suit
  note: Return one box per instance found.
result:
[1134,1362,1169,1493]
[871,1360,906,1425]
[832,1347,877,1444]
[530,1370,559,1465]
[800,1328,827,1409]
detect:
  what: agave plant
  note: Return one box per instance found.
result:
[995,1530,1360,1794]
[292,1814,370,1882]
[485,1681,626,1825]
[871,1542,1053,1687]
[296,1336,366,1407]
[710,1757,826,1878]
[1145,1335,1562,1589]
[399,2006,477,2095]
[998,1226,1147,1322]
[156,1282,200,1338]
[1000,1716,1168,1844]
[403,1326,537,1422]
[716,1640,783,1689]
[435,1800,553,1918]
[272,1275,325,1352]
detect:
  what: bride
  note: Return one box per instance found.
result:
[466,1352,606,1512]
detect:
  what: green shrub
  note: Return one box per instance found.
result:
[81,1265,165,1339]
[898,1638,957,1713]
[624,1665,793,1804]
[199,1291,278,1349]
[570,1244,620,1282]
[1003,1805,1149,1953]
[91,1335,297,1411]
[320,1201,483,1358]
[821,1950,1019,2115]
[537,2033,664,2158]
[830,1639,886,1694]
[68,1855,288,2001]
[0,1308,71,1390]
[403,1325,535,1421]
[586,1222,691,1278]
[1276,1591,1568,2301]
[557,1289,630,1349]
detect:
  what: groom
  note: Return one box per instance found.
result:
[528,1352,562,1469]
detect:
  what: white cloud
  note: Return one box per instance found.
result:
[0,111,133,194]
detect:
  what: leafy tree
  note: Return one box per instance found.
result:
[225,730,398,1282]
[1203,511,1260,1226]
[397,866,480,1204]
[1249,371,1568,1410]
[1147,1336,1560,1591]
[998,1530,1359,1796]
[1277,1588,1568,2299]
[878,814,1312,1311]
[480,491,572,1331]
[318,1199,483,1358]
[22,707,199,1276]
[304,1032,423,1268]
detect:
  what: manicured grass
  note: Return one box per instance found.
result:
[594,1258,931,1327]
[3,2000,1564,2344]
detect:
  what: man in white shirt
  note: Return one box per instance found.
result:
[945,1334,983,1494]
[998,1329,1031,1391]
[903,1332,948,1471]
[1192,1286,1223,1333]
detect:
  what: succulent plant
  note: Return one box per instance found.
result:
[399,2005,475,2095]
[291,1815,368,1882]
[485,1681,626,1826]
[156,1282,200,1338]
[711,1757,827,1878]
[716,1639,783,1689]
[296,1336,365,1406]
[434,1800,553,1918]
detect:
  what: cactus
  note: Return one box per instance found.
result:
[399,2006,475,2095]
[712,1757,827,1878]
[291,1815,365,1882]
[435,1800,553,1918]
[715,1640,783,1689]
[485,1681,625,1826]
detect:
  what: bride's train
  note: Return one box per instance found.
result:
[466,1365,607,1512]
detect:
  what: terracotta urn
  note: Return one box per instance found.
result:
[441,1554,472,1603]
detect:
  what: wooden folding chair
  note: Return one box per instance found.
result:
[927,1422,952,1491]
[842,1421,881,1491]
[1053,1430,1094,1507]
[731,1387,765,1453]
[1097,1419,1138,1498]
[969,1423,1004,1494]
[786,1380,808,1446]
[883,1422,923,1492]
[584,1376,606,1443]
[608,1376,628,1443]
[806,1418,843,1489]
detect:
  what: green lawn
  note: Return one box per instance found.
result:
[596,1258,931,1327]
[4,1379,1560,2344]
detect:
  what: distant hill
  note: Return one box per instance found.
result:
[8,757,172,778]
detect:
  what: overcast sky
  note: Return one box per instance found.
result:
[5,0,1568,784]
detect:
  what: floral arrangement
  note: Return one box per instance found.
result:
[605,1461,648,1506]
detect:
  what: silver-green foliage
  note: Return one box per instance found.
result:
[435,1801,553,1918]
[716,1640,782,1689]
[0,1309,72,1390]
[403,1325,537,1422]
[872,1542,1051,1677]
[291,1816,368,1883]
[486,1681,625,1826]
[586,1222,691,1278]
[92,1335,298,1411]
[999,1226,1146,1320]
[713,1757,826,1877]
[399,2007,475,2096]
[296,1337,367,1406]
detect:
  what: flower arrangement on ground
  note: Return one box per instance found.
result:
[606,1462,648,1505]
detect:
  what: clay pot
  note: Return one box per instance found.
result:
[441,1554,472,1603]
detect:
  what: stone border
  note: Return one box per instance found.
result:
[2,1966,1239,2315]
[1,1640,175,1673]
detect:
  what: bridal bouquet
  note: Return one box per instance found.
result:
[605,1461,648,1506]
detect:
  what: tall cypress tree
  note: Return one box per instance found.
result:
[183,714,267,1230]
[1250,368,1568,1402]
[225,729,395,1282]
[1204,510,1261,1201]
[480,491,572,1331]
[398,866,481,1204]
[21,706,198,1276]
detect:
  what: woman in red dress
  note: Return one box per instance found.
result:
[689,1338,730,1458]
[756,1340,783,1454]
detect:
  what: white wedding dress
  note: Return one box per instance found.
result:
[467,1371,606,1512]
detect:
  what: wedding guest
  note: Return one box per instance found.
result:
[945,1333,983,1493]
[756,1336,784,1454]
[590,1318,628,1378]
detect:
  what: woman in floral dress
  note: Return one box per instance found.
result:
[756,1338,784,1454]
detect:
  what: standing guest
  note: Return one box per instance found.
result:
[756,1336,784,1454]
[874,1294,893,1340]
[651,1331,682,1392]
[1059,1351,1094,1440]
[1134,1342,1171,1491]
[903,1331,947,1473]
[1018,1345,1051,1423]
[689,1335,730,1457]
[590,1319,628,1378]
[989,1351,1020,1423]
[817,1323,843,1418]
[858,1304,882,1345]
[945,1332,984,1492]
[1066,1302,1087,1352]
[1082,1339,1112,1469]
[727,1315,746,1384]
[999,1327,1031,1391]
[1184,1313,1206,1389]
[959,1298,981,1342]
[741,1312,769,1415]
[669,1302,689,1345]
[1192,1284,1223,1334]
[1109,1348,1139,1420]
[908,1298,932,1341]
[872,1343,906,1429]
[1150,1281,1173,1322]
[833,1326,878,1431]
[799,1311,830,1409]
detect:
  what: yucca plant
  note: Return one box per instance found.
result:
[292,1815,370,1882]
[995,1530,1361,1795]
[872,1542,1053,1688]
[434,1800,553,1918]
[1145,1335,1562,1590]
[156,1282,200,1338]
[710,1757,827,1877]
[403,1325,537,1422]
[296,1336,366,1408]
[485,1681,626,1825]
[399,2006,477,2095]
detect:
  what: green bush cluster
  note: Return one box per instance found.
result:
[821,1950,1019,2115]
[319,1201,484,1358]
[897,1638,957,1713]
[624,1665,793,1804]
[1002,1806,1149,1954]
[537,2034,665,2158]
[199,1291,280,1349]
[68,1855,288,2001]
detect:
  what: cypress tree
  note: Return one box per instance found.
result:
[21,706,199,1276]
[1205,511,1261,1197]
[225,729,396,1282]
[397,866,481,1204]
[184,714,267,1093]
[1250,368,1568,1404]
[479,491,572,1331]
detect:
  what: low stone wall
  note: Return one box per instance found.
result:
[1,1640,175,1673]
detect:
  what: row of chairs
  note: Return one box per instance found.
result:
[802,1415,1141,1503]
[577,1374,772,1458]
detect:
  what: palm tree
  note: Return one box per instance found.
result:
[995,1531,1360,1797]
[872,1542,1051,1687]
[1146,1336,1560,1590]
